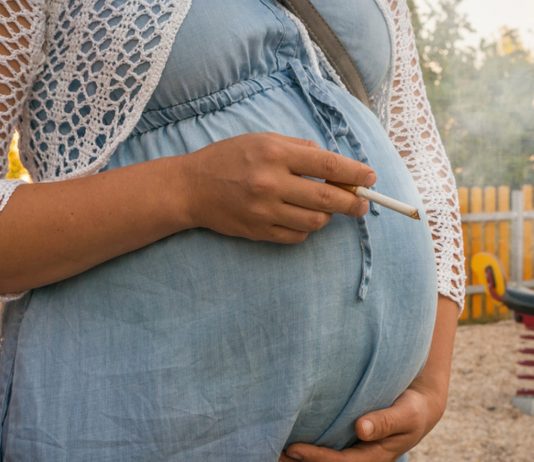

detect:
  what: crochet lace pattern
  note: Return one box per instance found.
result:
[384,0,465,308]
[0,0,45,210]
[0,0,466,308]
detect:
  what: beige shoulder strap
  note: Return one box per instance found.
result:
[279,0,371,108]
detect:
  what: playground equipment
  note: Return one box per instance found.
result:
[472,252,534,415]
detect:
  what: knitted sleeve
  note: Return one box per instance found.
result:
[0,0,46,210]
[385,0,466,310]
[1,0,46,302]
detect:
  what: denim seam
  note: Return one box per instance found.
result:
[260,0,288,71]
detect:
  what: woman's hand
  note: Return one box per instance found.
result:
[182,132,376,244]
[280,295,458,462]
[279,378,446,462]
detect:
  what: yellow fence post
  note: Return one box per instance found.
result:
[524,185,533,283]
[471,187,483,320]
[459,187,470,321]
[498,186,511,317]
[484,187,498,318]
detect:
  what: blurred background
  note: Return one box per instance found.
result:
[408,0,534,321]
[407,0,534,460]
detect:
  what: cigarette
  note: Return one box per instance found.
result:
[326,181,421,220]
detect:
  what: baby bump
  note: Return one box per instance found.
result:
[13,162,436,458]
[6,90,437,460]
[14,200,435,456]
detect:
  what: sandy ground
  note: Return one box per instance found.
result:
[409,320,534,461]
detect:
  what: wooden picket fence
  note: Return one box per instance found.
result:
[459,185,534,322]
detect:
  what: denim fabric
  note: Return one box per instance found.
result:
[307,0,391,95]
[0,1,436,460]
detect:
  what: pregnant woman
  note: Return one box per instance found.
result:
[0,1,465,461]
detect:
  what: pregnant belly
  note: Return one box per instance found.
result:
[8,80,438,460]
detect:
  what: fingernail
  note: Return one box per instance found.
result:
[355,199,370,217]
[361,419,374,437]
[286,451,303,461]
[365,172,376,186]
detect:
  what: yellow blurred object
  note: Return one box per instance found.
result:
[6,132,30,181]
[497,27,531,59]
[471,252,507,299]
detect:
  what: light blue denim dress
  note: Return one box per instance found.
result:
[0,1,438,460]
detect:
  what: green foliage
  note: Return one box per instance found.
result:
[411,0,534,187]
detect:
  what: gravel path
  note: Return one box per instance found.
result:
[409,320,534,461]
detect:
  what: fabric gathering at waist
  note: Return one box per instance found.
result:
[131,70,298,135]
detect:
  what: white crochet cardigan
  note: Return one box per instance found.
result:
[0,0,466,308]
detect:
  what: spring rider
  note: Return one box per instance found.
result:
[472,252,534,415]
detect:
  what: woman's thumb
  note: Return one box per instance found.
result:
[355,405,406,441]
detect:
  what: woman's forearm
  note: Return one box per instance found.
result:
[0,155,194,294]
[0,132,378,295]
[411,295,458,409]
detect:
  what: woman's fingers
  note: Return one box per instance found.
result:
[285,444,348,462]
[356,409,414,443]
[355,389,428,442]
[274,203,332,232]
[266,132,322,149]
[281,176,369,217]
[279,451,303,462]
[284,437,409,462]
[284,144,377,187]
[267,225,309,245]
[185,132,375,243]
